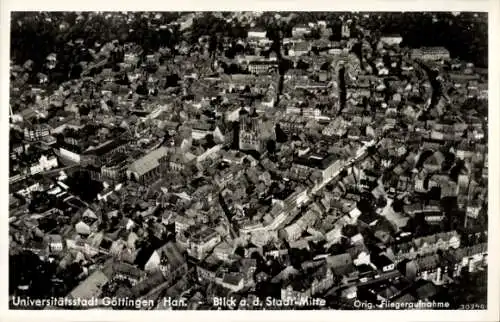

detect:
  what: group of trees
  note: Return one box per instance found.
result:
[65,170,104,202]
[14,11,488,58]
[11,11,486,90]
[433,269,487,309]
[9,251,58,298]
[11,12,182,85]
[362,12,488,67]
[190,13,248,44]
[10,249,88,302]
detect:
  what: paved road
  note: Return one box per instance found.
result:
[40,164,79,177]
[9,164,79,192]
[325,269,402,296]
[310,139,378,196]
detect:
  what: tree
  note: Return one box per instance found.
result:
[224,47,236,59]
[204,134,216,149]
[307,28,322,40]
[234,246,245,258]
[391,198,404,213]
[296,60,310,70]
[165,74,180,88]
[115,72,130,86]
[377,196,388,208]
[450,159,465,182]
[275,125,287,143]
[69,63,83,79]
[279,59,293,75]
[135,83,148,96]
[266,140,277,155]
[225,63,241,74]
[320,62,330,71]
[66,170,104,202]
[10,251,58,298]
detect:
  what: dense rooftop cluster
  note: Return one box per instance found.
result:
[9,11,487,310]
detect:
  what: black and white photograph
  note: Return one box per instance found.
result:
[2,2,499,321]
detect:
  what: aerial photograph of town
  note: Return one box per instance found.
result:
[8,11,488,311]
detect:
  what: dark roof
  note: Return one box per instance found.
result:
[331,263,357,277]
[249,60,278,66]
[100,238,113,251]
[83,139,128,157]
[381,34,402,38]
[358,211,379,225]
[192,228,218,243]
[371,254,394,268]
[326,253,353,268]
[357,264,375,274]
[294,152,340,170]
[377,285,399,299]
[249,27,266,32]
[192,121,216,132]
